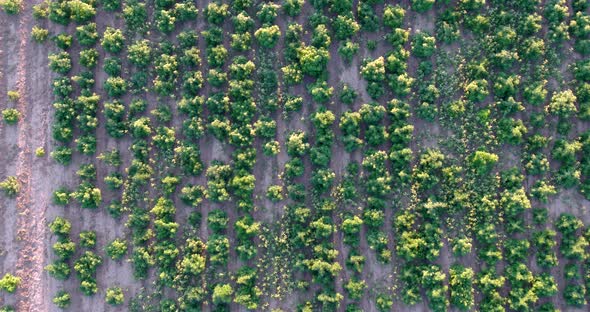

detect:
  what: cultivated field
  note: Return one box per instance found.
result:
[1,0,590,311]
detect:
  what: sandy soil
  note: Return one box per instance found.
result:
[0,3,51,310]
[0,11,21,310]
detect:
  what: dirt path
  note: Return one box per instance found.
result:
[12,2,48,311]
[0,9,19,310]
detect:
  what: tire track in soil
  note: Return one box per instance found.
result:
[13,3,48,311]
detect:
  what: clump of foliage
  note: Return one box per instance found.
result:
[31,26,49,42]
[101,27,125,54]
[0,176,19,197]
[52,290,71,308]
[105,287,124,305]
[0,273,20,293]
[0,0,22,14]
[79,231,96,248]
[2,109,20,124]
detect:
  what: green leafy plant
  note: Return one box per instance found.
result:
[212,283,233,305]
[0,176,19,197]
[105,287,124,305]
[266,185,283,202]
[31,26,49,42]
[52,290,71,308]
[0,0,22,14]
[101,27,125,54]
[0,274,20,293]
[2,109,20,124]
[80,231,96,248]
